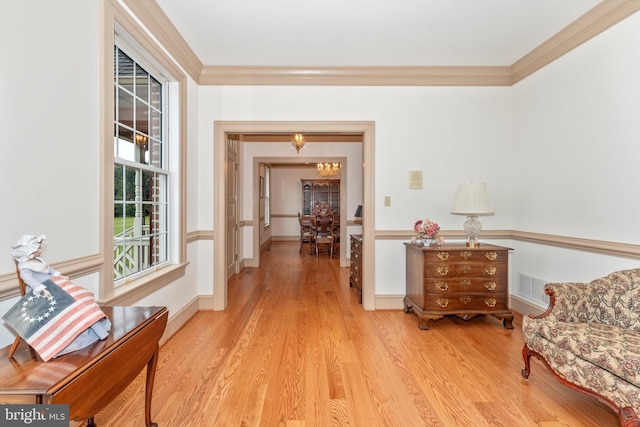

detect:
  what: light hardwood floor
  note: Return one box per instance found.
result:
[87,241,617,426]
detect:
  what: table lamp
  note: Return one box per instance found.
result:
[451,182,494,247]
[354,205,362,223]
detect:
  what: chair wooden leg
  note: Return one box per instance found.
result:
[8,336,22,358]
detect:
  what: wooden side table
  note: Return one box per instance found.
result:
[404,243,514,330]
[0,306,168,427]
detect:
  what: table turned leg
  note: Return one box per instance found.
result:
[145,344,160,427]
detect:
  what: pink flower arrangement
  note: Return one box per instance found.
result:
[312,201,335,216]
[414,218,440,239]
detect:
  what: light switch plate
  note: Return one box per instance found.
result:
[384,196,391,206]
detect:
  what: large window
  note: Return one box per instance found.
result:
[113,47,168,283]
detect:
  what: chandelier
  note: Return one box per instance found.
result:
[135,133,147,146]
[291,133,305,153]
[317,162,341,177]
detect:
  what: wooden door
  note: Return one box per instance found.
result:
[226,140,239,280]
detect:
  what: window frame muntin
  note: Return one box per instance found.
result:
[113,42,171,285]
[99,1,187,305]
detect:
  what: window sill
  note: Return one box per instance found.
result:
[102,261,189,306]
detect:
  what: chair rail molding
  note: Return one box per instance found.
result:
[376,229,640,260]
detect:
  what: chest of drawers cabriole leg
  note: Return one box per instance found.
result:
[404,243,514,330]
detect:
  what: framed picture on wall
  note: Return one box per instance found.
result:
[260,176,264,198]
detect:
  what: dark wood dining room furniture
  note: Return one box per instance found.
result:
[298,212,313,254]
[312,213,337,258]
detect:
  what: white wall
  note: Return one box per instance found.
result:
[200,86,513,233]
[510,11,640,292]
[269,166,322,238]
[197,11,640,306]
[186,75,201,232]
[0,0,102,346]
[198,85,514,295]
[0,0,101,268]
[0,1,204,346]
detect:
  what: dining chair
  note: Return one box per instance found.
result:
[8,262,28,358]
[298,212,312,254]
[312,213,336,258]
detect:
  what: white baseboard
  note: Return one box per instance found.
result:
[272,236,298,241]
[159,295,212,345]
[199,295,214,310]
[509,295,546,317]
[374,294,405,310]
[372,294,547,317]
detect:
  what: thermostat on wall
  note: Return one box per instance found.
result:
[408,170,423,189]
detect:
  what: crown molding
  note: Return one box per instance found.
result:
[198,65,513,86]
[511,0,640,84]
[123,0,640,86]
[120,0,202,82]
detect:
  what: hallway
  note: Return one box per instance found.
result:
[87,242,617,426]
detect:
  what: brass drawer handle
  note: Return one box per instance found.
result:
[437,298,449,308]
[484,282,497,291]
[437,252,449,261]
[459,280,471,289]
[460,296,471,304]
[485,298,497,308]
[436,282,448,291]
[461,264,471,273]
[485,252,497,261]
[484,266,497,276]
[460,251,472,260]
[437,266,449,276]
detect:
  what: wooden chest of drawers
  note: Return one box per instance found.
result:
[350,234,363,303]
[403,243,514,330]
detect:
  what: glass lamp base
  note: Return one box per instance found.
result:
[463,215,482,247]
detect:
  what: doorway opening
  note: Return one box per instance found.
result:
[253,156,349,269]
[213,121,375,311]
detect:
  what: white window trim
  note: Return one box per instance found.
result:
[100,0,187,304]
[113,45,170,285]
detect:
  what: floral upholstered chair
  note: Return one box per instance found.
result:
[521,269,640,426]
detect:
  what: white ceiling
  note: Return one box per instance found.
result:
[156,0,601,67]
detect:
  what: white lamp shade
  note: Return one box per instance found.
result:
[451,182,494,215]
